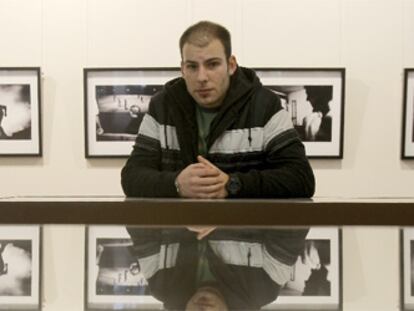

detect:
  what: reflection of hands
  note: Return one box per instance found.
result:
[187,226,216,240]
[176,156,229,199]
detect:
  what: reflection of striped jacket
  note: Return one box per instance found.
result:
[127,227,309,310]
[121,66,314,198]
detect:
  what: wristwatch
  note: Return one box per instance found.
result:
[174,178,181,196]
[225,175,242,197]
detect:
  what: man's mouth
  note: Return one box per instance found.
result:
[196,89,213,96]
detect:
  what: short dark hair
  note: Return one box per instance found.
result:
[179,21,232,59]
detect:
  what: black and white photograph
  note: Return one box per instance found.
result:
[84,68,180,157]
[0,68,41,156]
[0,226,41,311]
[264,227,342,310]
[85,226,162,310]
[255,68,345,158]
[402,69,414,158]
[400,228,414,310]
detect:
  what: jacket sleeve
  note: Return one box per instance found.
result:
[234,106,315,198]
[121,99,179,197]
[262,228,309,285]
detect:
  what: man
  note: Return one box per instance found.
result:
[122,20,313,310]
[121,21,315,198]
[127,226,309,310]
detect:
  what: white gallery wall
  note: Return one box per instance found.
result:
[0,0,413,310]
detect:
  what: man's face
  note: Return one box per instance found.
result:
[181,39,237,109]
[185,286,228,311]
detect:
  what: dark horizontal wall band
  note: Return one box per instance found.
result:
[1,198,414,226]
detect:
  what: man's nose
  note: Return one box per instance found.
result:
[197,66,208,82]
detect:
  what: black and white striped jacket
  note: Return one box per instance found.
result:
[121,66,315,198]
[126,227,309,310]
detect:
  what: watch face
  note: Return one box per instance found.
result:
[227,176,241,195]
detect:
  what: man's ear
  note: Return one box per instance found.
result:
[180,61,185,76]
[228,55,237,75]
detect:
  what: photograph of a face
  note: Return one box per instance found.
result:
[84,68,180,157]
[402,69,414,158]
[85,226,162,310]
[0,68,41,156]
[0,226,40,310]
[255,68,345,158]
[0,85,31,140]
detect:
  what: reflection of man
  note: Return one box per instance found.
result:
[282,240,330,296]
[121,21,315,198]
[302,86,333,142]
[127,227,309,310]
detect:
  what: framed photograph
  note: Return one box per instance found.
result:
[255,68,346,158]
[0,68,42,156]
[400,228,414,310]
[402,69,414,158]
[264,227,342,310]
[84,68,180,158]
[85,226,162,310]
[0,225,41,310]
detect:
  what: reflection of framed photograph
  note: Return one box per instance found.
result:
[0,225,41,310]
[255,68,345,158]
[84,68,180,158]
[401,228,414,310]
[264,227,342,310]
[0,68,42,156]
[402,69,414,158]
[85,226,162,310]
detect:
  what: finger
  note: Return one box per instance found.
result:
[187,226,203,233]
[192,183,224,194]
[191,176,222,186]
[197,155,217,169]
[191,168,220,178]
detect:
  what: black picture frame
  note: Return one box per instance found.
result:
[83,67,180,158]
[0,225,42,310]
[254,68,346,158]
[400,228,414,310]
[0,67,42,156]
[402,69,414,159]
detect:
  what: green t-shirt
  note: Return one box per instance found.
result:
[196,240,216,286]
[195,104,218,156]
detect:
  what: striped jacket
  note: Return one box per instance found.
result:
[126,227,309,310]
[121,66,315,198]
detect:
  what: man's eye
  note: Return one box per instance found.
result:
[207,62,220,68]
[186,64,197,70]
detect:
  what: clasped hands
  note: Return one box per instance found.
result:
[176,155,229,199]
[177,156,228,239]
